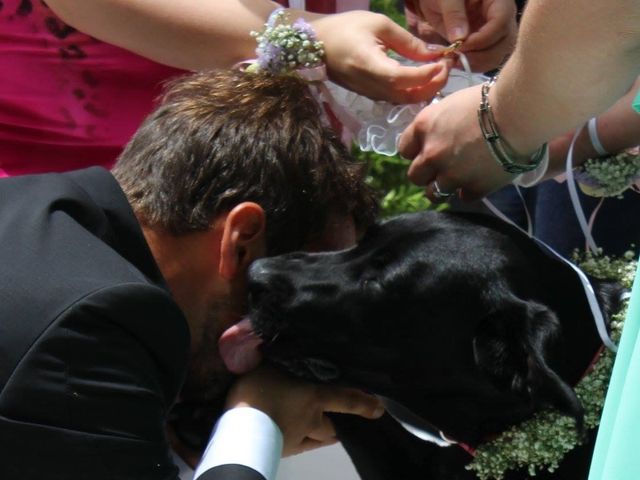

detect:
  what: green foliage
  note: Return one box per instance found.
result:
[357,149,443,218]
[370,0,406,27]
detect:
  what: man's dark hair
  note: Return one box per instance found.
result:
[113,70,378,255]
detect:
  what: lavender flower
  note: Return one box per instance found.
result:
[250,9,325,75]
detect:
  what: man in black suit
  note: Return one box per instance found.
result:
[0,70,383,479]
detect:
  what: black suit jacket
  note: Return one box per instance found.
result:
[0,168,265,480]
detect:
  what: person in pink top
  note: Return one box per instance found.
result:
[0,1,184,176]
[0,0,451,177]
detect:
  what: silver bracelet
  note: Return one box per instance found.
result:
[477,76,548,174]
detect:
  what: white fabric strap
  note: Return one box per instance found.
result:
[588,117,609,157]
[194,407,283,480]
[483,186,534,236]
[512,146,550,187]
[565,126,600,254]
[457,53,473,87]
[379,395,455,447]
[556,249,618,352]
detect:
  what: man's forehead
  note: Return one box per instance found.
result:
[304,213,356,253]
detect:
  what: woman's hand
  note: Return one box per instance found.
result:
[310,11,451,104]
[405,0,517,72]
[399,84,514,202]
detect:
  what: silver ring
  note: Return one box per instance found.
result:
[433,181,454,200]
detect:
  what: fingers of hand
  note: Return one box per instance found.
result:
[398,114,428,162]
[458,0,517,51]
[386,61,450,104]
[318,386,385,419]
[449,25,515,72]
[380,19,445,62]
[358,54,449,104]
[306,413,336,443]
[427,179,457,203]
[400,113,440,187]
[437,0,469,41]
[290,436,338,457]
[407,154,438,186]
[457,42,510,73]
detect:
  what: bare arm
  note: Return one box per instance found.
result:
[44,0,280,70]
[545,77,640,178]
[492,0,640,155]
[43,0,449,102]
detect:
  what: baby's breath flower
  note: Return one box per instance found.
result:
[575,149,640,198]
[573,248,637,289]
[250,9,325,75]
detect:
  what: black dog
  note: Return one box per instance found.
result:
[245,210,621,480]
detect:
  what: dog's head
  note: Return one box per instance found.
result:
[241,211,603,443]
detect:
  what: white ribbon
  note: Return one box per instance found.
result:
[565,126,600,254]
[588,117,609,157]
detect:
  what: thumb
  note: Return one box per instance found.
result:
[378,18,444,62]
[319,386,385,419]
[439,0,469,41]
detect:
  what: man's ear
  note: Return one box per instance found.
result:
[219,202,266,280]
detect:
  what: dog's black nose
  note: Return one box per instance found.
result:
[248,258,285,287]
[248,258,295,306]
[247,259,272,304]
[248,258,271,284]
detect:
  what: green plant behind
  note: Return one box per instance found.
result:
[370,0,406,27]
[358,149,444,217]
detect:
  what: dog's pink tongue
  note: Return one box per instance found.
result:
[219,317,263,374]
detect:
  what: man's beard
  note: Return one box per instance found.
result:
[180,301,239,404]
[168,301,246,452]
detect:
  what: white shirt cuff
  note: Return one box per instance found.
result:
[193,407,283,480]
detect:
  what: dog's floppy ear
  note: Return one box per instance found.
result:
[473,301,584,428]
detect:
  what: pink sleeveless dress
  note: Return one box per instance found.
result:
[0,0,184,176]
